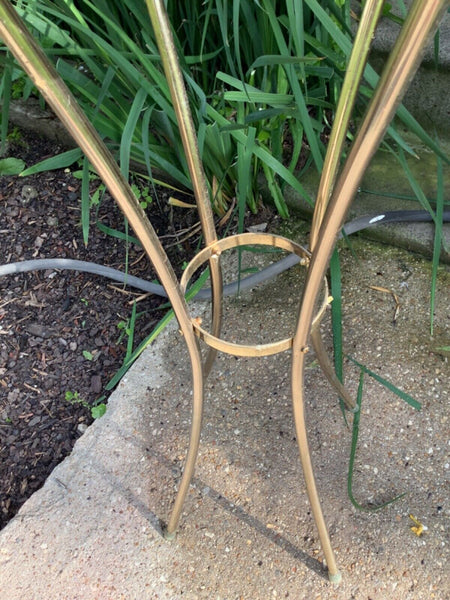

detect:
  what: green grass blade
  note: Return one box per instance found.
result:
[141,104,155,183]
[125,300,137,362]
[105,267,211,391]
[29,1,176,119]
[347,370,367,510]
[79,68,116,245]
[215,0,237,79]
[249,55,322,68]
[95,221,141,246]
[216,71,293,104]
[394,104,449,164]
[304,0,352,54]
[223,89,294,106]
[105,308,174,391]
[139,146,192,189]
[0,52,12,155]
[329,248,346,418]
[243,107,296,123]
[311,0,385,244]
[55,60,127,135]
[286,118,304,174]
[394,148,436,221]
[20,148,83,176]
[16,5,84,53]
[120,87,147,181]
[347,355,421,410]
[237,124,257,220]
[207,104,314,206]
[348,370,406,511]
[261,0,323,171]
[303,0,449,164]
[81,157,91,245]
[262,162,289,218]
[430,151,444,335]
[286,0,305,58]
[232,0,245,83]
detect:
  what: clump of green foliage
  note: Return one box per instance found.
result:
[2,0,443,225]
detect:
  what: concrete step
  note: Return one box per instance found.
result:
[281,136,450,264]
[369,0,450,134]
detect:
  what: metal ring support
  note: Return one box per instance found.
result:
[180,233,331,357]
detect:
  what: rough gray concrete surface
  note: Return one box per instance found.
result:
[283,138,450,265]
[0,235,448,599]
[368,0,450,134]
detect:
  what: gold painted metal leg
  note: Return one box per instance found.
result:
[165,334,204,539]
[288,1,447,580]
[166,257,223,537]
[310,328,357,412]
[291,347,341,583]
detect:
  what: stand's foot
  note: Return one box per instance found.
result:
[162,524,177,541]
[328,570,342,584]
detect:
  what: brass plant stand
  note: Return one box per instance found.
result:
[0,0,446,584]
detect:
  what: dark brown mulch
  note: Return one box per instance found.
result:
[0,130,275,529]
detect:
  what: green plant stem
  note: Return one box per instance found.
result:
[329,248,347,420]
[347,370,406,511]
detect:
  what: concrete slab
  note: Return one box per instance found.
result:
[1,239,448,599]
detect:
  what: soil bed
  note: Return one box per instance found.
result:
[0,131,274,528]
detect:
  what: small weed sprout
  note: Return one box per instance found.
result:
[89,184,105,207]
[82,350,94,361]
[131,182,152,210]
[72,165,105,207]
[65,390,85,406]
[64,391,106,419]
[116,319,129,344]
[91,403,106,419]
[6,126,22,143]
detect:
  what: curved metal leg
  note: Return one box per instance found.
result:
[311,328,357,412]
[164,333,204,538]
[165,253,223,536]
[146,0,225,382]
[289,1,446,581]
[291,345,341,583]
[0,0,216,542]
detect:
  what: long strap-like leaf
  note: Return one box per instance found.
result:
[310,0,385,248]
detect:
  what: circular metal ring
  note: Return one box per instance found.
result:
[181,232,329,357]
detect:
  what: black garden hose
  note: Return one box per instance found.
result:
[1,209,448,300]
